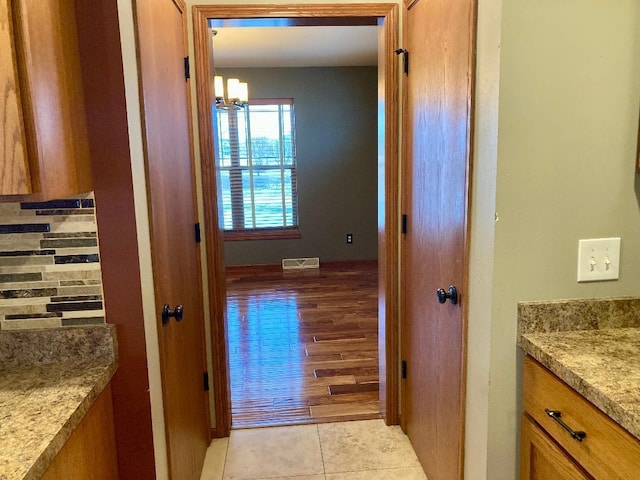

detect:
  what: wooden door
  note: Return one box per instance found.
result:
[134,0,210,479]
[401,0,476,478]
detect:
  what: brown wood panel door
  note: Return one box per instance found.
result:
[134,0,210,478]
[401,0,476,478]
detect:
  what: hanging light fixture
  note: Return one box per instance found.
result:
[212,30,249,109]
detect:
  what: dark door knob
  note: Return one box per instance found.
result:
[162,304,184,326]
[436,286,458,305]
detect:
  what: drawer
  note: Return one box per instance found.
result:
[524,356,640,479]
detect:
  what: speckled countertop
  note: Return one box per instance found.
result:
[518,297,640,441]
[0,325,118,480]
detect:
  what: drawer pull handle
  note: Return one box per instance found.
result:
[545,409,586,442]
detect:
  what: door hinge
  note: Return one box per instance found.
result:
[401,360,407,379]
[195,222,201,243]
[401,214,407,234]
[203,372,209,391]
[395,48,409,75]
[184,56,190,80]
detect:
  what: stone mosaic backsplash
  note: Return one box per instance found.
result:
[0,194,105,330]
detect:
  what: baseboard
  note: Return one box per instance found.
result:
[225,259,378,276]
[210,426,227,439]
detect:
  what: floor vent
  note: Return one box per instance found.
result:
[282,257,320,270]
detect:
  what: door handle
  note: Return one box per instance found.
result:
[545,409,586,442]
[436,286,458,305]
[162,304,184,326]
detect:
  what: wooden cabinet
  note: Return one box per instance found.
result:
[521,413,590,479]
[42,384,119,479]
[521,356,640,479]
[0,0,29,193]
[0,0,92,199]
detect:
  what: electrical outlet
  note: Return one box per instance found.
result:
[577,237,621,282]
[346,233,353,244]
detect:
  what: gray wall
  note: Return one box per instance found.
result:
[216,67,378,266]
[468,1,640,477]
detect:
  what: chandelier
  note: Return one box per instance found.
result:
[212,30,248,109]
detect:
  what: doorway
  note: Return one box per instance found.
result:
[192,4,399,437]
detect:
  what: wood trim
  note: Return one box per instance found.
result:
[321,259,379,269]
[209,16,378,27]
[225,259,378,276]
[179,0,214,451]
[377,4,400,426]
[399,3,409,432]
[193,3,400,433]
[458,0,478,471]
[195,4,399,18]
[193,6,232,438]
[224,227,301,241]
[225,263,282,275]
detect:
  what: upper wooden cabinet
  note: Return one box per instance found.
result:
[0,0,29,193]
[0,0,92,199]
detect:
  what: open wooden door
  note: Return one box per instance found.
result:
[134,0,210,478]
[401,0,476,478]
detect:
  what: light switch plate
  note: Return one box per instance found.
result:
[577,237,621,282]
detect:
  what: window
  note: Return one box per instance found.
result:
[215,99,299,240]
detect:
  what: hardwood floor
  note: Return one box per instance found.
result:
[225,261,380,428]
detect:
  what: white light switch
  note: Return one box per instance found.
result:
[577,237,621,282]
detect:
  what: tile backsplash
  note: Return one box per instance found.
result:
[0,193,105,330]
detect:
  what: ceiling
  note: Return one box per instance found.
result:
[211,26,379,68]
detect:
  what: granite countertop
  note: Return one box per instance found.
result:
[518,297,640,442]
[0,325,118,480]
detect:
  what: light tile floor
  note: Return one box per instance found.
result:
[200,419,427,480]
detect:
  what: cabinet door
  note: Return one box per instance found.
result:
[42,384,119,479]
[12,0,92,199]
[521,415,591,480]
[0,0,31,194]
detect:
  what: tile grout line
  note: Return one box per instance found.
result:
[221,435,230,480]
[316,423,327,479]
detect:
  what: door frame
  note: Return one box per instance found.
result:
[192,3,400,437]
